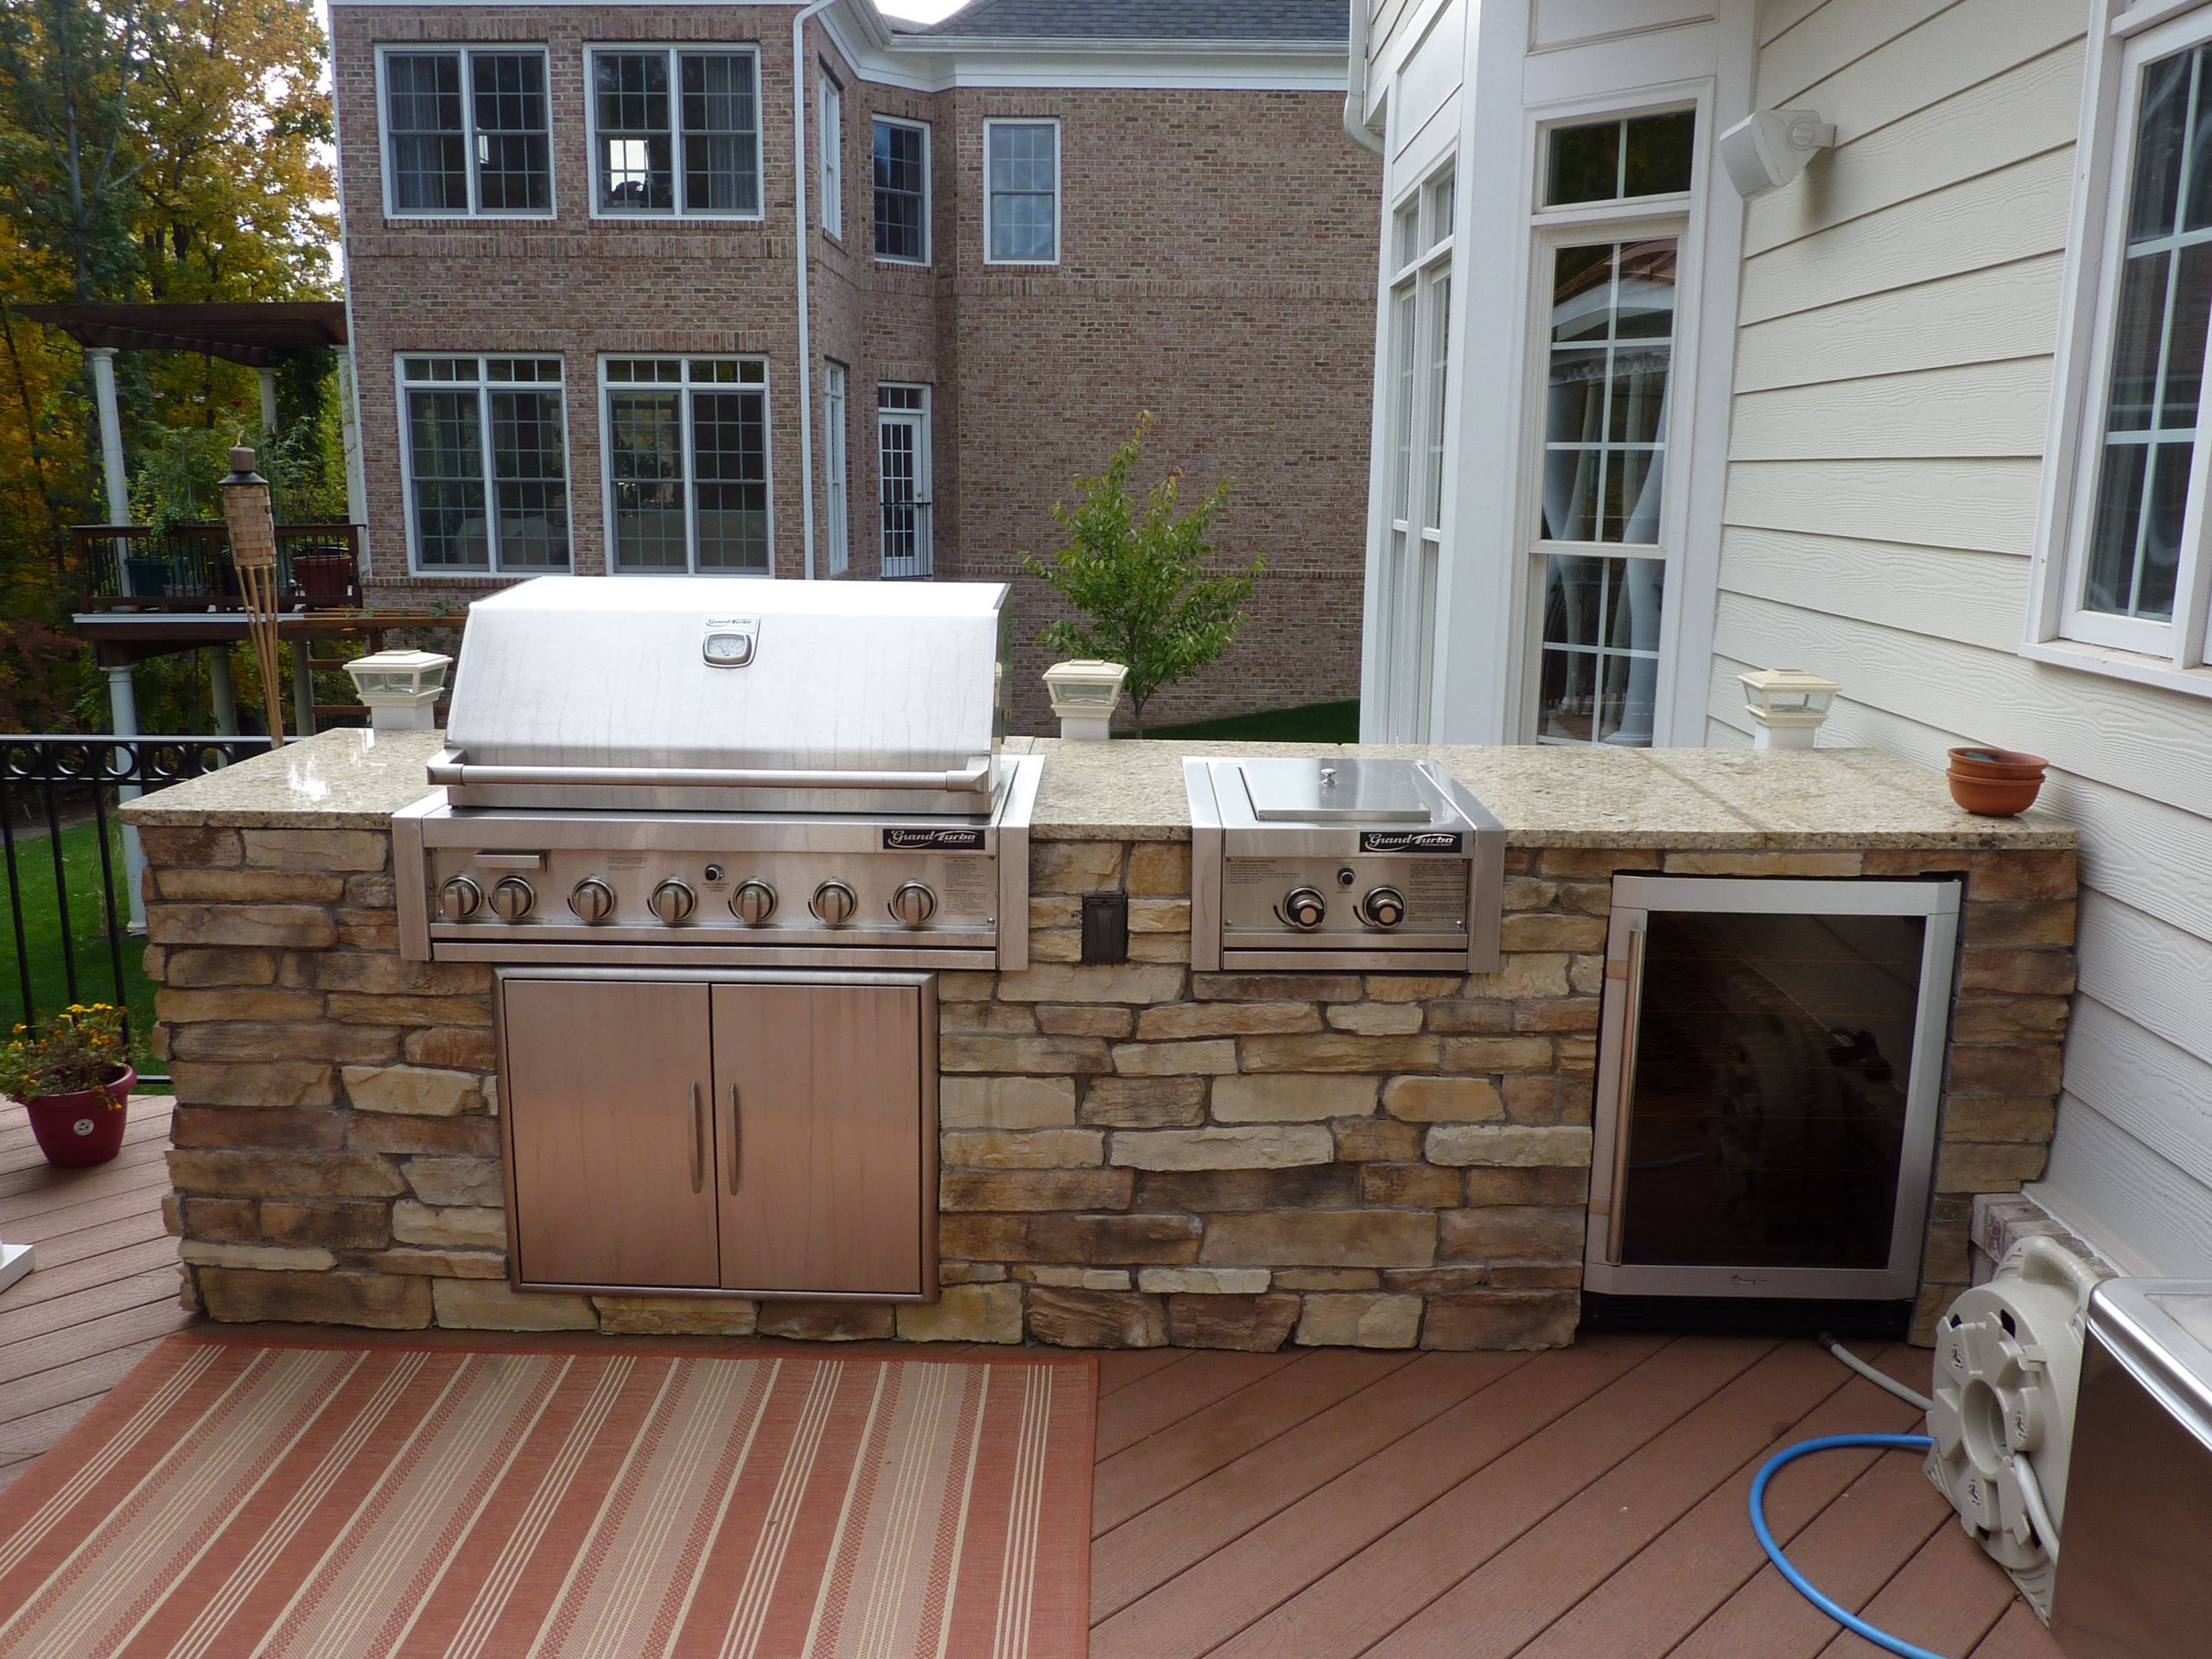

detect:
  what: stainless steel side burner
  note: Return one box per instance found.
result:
[1185,756,1505,973]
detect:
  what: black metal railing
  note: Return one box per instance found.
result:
[2,735,273,1085]
[70,523,364,613]
[880,499,934,579]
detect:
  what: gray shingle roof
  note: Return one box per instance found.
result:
[894,0,1349,43]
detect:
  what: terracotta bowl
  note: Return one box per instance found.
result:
[1946,746,2047,817]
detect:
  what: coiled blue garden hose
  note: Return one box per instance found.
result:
[1748,1432,1948,1659]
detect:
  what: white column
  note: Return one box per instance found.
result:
[258,365,280,435]
[105,663,149,933]
[86,346,129,524]
[207,647,238,735]
[290,638,315,739]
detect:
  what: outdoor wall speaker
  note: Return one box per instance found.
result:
[1719,108,1835,198]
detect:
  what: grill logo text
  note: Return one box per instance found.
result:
[883,828,987,851]
[1358,830,1463,853]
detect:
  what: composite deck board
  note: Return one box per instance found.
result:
[0,1103,2051,1653]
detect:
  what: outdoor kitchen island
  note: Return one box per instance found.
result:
[125,729,2076,1351]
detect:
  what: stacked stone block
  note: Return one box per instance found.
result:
[147,827,2074,1350]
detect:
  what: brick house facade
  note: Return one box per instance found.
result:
[331,0,1377,730]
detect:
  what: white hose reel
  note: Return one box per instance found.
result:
[1923,1236,2102,1621]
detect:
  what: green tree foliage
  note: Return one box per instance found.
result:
[1021,414,1260,734]
[0,0,336,731]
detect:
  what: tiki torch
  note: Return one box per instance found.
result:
[219,446,287,747]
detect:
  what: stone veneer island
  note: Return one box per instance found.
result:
[124,731,2077,1350]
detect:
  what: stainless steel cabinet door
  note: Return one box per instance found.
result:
[502,976,720,1289]
[710,978,932,1297]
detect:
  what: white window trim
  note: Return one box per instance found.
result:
[2029,0,2212,699]
[877,383,933,577]
[820,73,844,240]
[393,353,573,578]
[824,360,849,576]
[581,44,765,223]
[375,44,556,222]
[1512,99,1705,748]
[871,114,932,266]
[596,354,776,577]
[982,117,1061,266]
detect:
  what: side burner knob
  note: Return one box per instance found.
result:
[648,878,697,925]
[730,880,778,925]
[1282,887,1327,931]
[437,875,482,921]
[890,882,938,928]
[1360,887,1407,930]
[487,875,535,922]
[569,878,615,923]
[810,880,858,926]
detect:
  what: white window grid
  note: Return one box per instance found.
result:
[395,354,571,576]
[983,118,1060,265]
[877,383,932,578]
[582,45,763,220]
[599,356,773,576]
[824,361,849,576]
[873,115,931,265]
[1378,167,1455,744]
[1522,103,1697,748]
[820,74,843,239]
[377,45,556,220]
[2033,0,2212,690]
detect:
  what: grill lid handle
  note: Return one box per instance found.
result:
[424,749,994,793]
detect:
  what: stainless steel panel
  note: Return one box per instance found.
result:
[1584,875,1960,1302]
[442,576,1007,794]
[1236,757,1433,822]
[2052,1280,2212,1658]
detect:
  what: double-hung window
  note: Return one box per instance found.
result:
[820,75,843,238]
[824,362,850,576]
[382,48,552,217]
[588,47,760,217]
[1529,109,1694,747]
[874,118,930,264]
[984,118,1058,264]
[1377,168,1455,742]
[2037,3,2212,688]
[397,355,569,574]
[602,357,772,574]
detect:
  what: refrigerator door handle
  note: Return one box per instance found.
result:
[1602,920,1647,1266]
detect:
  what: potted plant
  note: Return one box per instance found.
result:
[1,1004,135,1168]
[1946,747,2050,817]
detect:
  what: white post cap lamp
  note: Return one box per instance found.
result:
[345,649,451,732]
[1738,666,1840,750]
[1043,659,1128,741]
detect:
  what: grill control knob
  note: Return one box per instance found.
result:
[1282,887,1327,931]
[569,877,615,923]
[810,880,858,926]
[488,875,535,922]
[1360,887,1407,930]
[648,878,697,925]
[730,880,777,925]
[889,881,938,928]
[437,875,483,921]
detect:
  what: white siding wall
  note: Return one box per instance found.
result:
[1713,0,2212,1274]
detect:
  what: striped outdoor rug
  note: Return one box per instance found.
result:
[0,1336,1094,1659]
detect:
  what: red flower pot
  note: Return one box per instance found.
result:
[22,1065,134,1168]
[1945,746,2049,817]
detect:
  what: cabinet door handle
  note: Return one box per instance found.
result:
[1604,925,1647,1265]
[690,1082,705,1194]
[728,1082,741,1194]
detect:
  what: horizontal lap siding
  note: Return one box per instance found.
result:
[1718,2,2212,1272]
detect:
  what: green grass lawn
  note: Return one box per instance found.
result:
[1141,699,1362,743]
[0,815,160,1075]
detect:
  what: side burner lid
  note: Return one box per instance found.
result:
[1236,758,1434,823]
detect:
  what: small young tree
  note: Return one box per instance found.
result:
[1021,413,1259,735]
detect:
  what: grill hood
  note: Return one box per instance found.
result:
[433,576,1010,813]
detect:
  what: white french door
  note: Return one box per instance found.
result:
[878,386,931,579]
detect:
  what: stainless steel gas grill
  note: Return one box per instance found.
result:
[394,577,1040,973]
[1185,756,1506,973]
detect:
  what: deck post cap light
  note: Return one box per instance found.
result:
[346,649,452,732]
[1043,659,1128,742]
[1739,667,1840,750]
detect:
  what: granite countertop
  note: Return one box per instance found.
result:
[120,728,2076,849]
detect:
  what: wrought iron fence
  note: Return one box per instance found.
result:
[2,735,273,1086]
[69,523,363,612]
